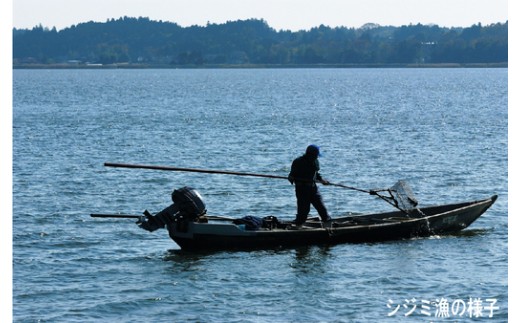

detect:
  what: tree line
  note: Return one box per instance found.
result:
[13,17,508,66]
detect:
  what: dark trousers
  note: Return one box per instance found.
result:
[295,185,329,225]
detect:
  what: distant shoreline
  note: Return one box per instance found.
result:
[13,62,508,69]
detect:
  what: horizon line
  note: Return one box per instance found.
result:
[12,16,509,32]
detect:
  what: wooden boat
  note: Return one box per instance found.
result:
[92,163,498,251]
[162,195,497,251]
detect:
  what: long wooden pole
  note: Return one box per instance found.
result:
[104,162,369,193]
[103,162,409,213]
[105,163,370,193]
[104,162,288,180]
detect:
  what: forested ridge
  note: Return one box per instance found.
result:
[13,17,508,67]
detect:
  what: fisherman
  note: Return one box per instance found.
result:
[288,145,332,226]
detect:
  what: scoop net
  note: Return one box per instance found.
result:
[372,180,420,215]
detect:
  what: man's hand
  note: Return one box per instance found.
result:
[288,176,294,185]
[320,179,331,185]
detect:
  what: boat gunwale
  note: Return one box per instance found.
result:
[187,195,497,234]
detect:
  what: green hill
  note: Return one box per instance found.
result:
[13,17,508,67]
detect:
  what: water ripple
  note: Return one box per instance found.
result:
[13,68,508,322]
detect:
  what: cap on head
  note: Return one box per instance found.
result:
[305,144,321,157]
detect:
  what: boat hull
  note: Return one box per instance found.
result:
[167,195,497,251]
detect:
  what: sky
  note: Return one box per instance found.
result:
[12,0,508,31]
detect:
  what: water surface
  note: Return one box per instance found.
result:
[13,68,508,322]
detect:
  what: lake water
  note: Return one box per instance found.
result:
[13,68,508,322]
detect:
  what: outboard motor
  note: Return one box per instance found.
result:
[139,186,206,232]
[171,186,207,220]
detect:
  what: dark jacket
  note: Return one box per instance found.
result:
[289,154,323,186]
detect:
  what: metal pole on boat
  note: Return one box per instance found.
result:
[90,213,143,219]
[91,213,236,221]
[327,182,371,193]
